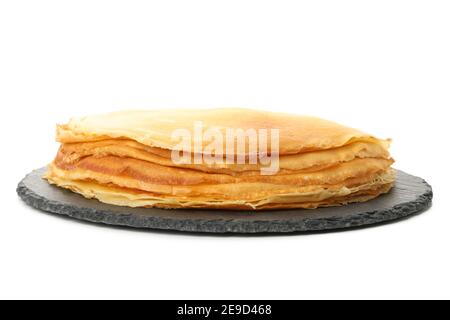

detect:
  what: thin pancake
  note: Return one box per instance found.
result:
[48,156,394,199]
[46,169,395,210]
[56,108,391,156]
[57,139,391,174]
[45,108,395,211]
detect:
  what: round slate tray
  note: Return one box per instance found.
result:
[17,168,432,234]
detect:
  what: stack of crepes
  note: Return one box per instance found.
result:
[45,108,396,210]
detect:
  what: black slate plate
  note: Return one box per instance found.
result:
[17,168,432,234]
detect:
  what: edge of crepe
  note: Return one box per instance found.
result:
[44,168,396,211]
[57,124,391,156]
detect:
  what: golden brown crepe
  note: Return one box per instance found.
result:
[45,108,396,210]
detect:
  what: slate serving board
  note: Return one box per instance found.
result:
[17,168,432,234]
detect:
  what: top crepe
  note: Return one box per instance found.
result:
[56,108,390,156]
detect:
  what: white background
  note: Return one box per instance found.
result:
[0,0,448,300]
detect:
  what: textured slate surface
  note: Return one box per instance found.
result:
[17,168,433,234]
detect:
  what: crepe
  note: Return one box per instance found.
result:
[45,108,396,210]
[56,109,391,155]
